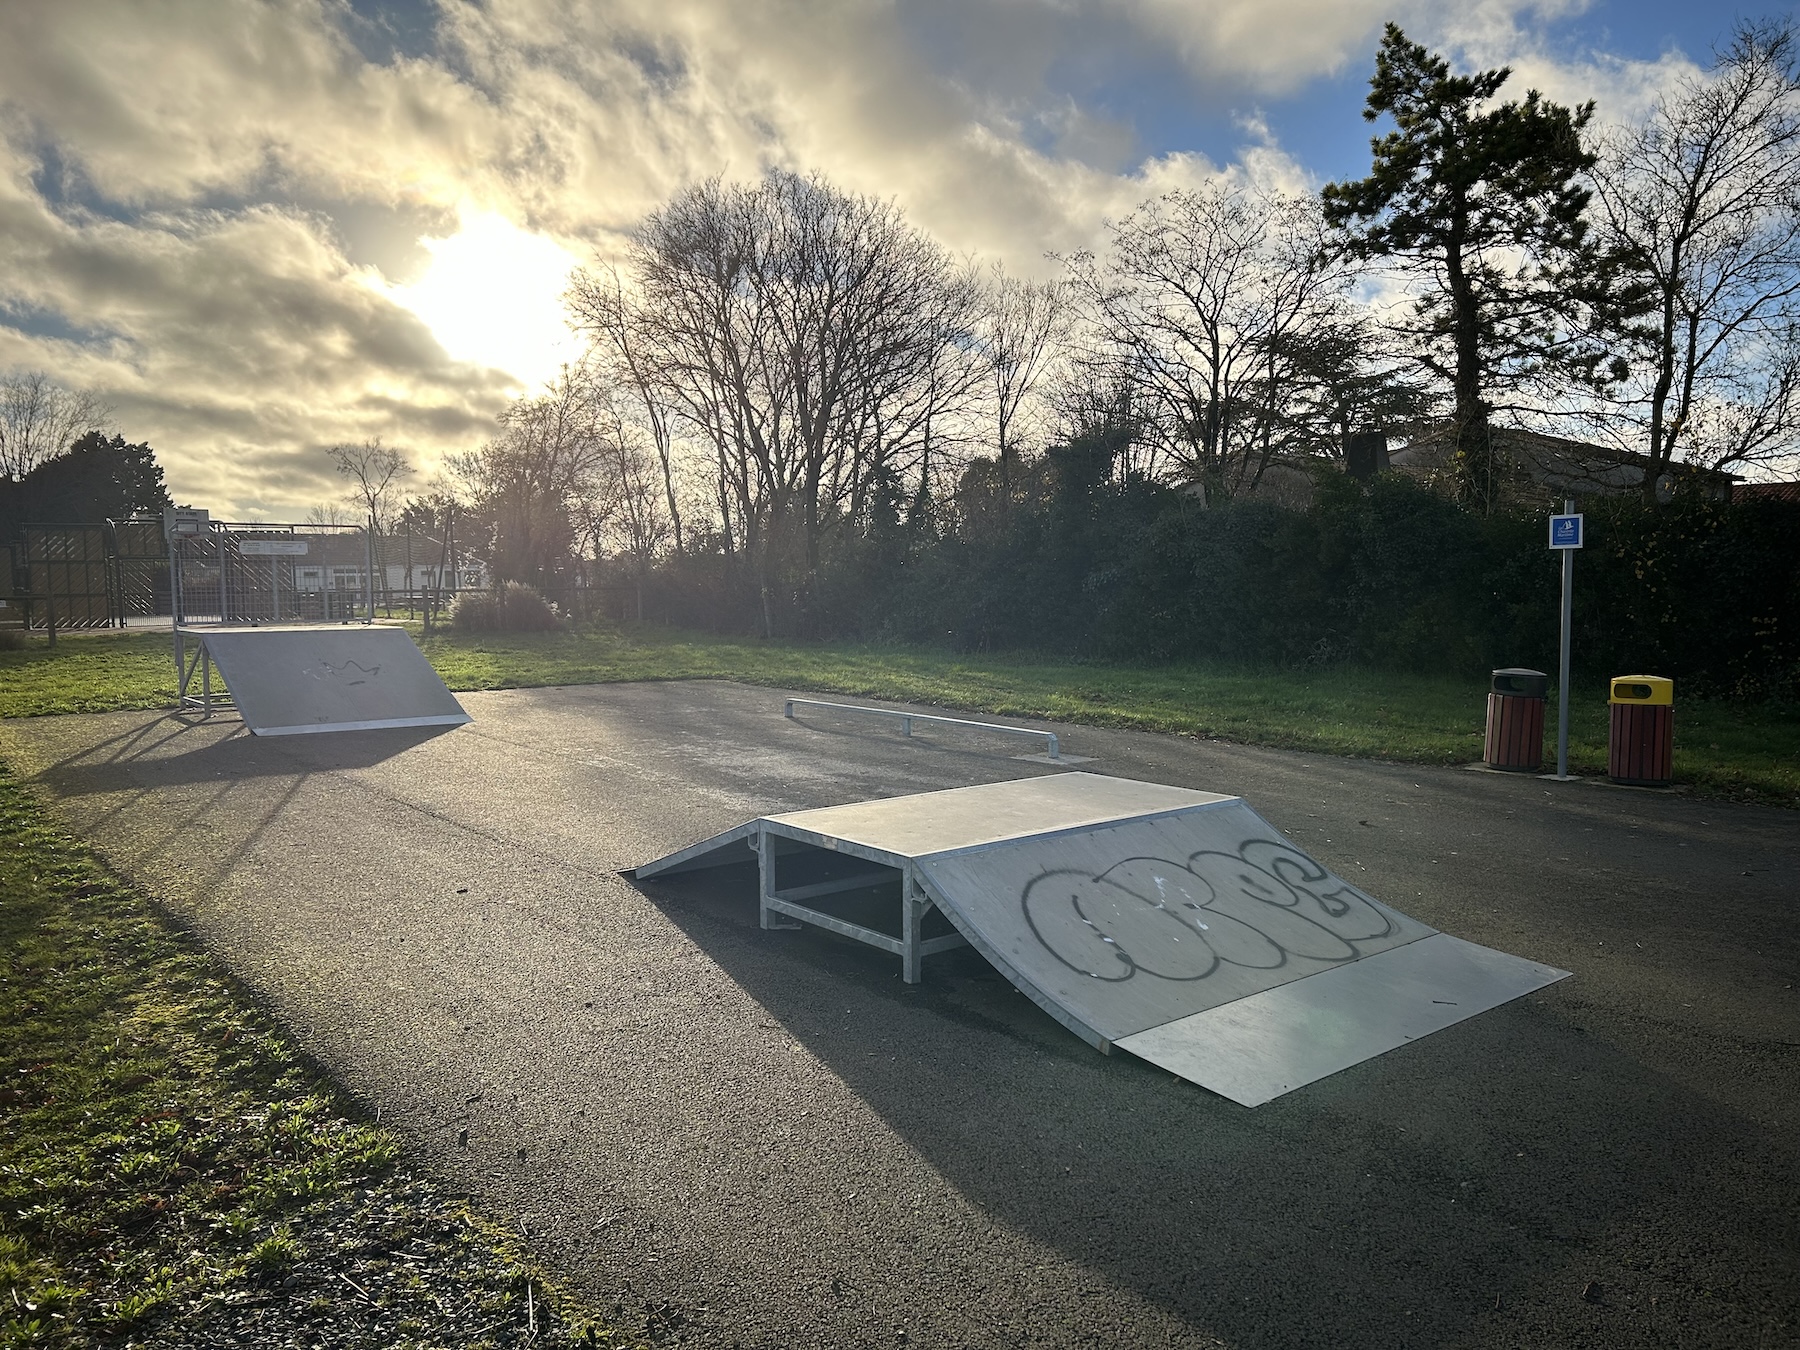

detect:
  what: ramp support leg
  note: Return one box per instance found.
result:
[178,636,216,720]
[756,828,800,932]
[902,867,925,984]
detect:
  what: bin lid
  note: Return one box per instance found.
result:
[1491,668,1549,696]
[1610,675,1673,705]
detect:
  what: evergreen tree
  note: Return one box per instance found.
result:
[0,430,171,535]
[1323,25,1604,511]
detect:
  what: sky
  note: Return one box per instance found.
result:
[0,0,1787,519]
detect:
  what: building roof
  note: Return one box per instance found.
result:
[1734,481,1800,504]
[1389,423,1739,503]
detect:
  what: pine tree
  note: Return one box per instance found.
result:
[1323,25,1602,511]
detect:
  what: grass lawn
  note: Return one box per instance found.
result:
[1,624,1795,805]
[0,760,614,1349]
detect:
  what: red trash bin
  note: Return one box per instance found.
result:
[1485,668,1548,771]
[1609,676,1673,785]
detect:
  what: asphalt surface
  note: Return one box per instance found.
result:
[2,681,1796,1349]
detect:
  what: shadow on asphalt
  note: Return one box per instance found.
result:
[22,719,462,907]
[32,715,457,797]
[637,862,1796,1349]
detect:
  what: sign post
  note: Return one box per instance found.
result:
[1548,501,1584,778]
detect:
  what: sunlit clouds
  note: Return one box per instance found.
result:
[0,0,1724,517]
[379,207,585,395]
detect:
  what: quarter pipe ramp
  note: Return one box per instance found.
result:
[177,625,471,736]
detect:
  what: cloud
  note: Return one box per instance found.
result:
[0,2,491,208]
[0,0,1721,517]
[1431,0,1704,128]
[0,127,514,515]
[1117,0,1398,90]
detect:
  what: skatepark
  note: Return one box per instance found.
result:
[2,668,1796,1348]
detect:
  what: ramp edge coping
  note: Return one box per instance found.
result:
[249,713,473,736]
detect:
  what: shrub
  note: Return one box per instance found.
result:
[617,474,1800,695]
[449,582,564,633]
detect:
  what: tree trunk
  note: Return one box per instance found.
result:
[1445,205,1492,511]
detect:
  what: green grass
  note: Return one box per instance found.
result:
[0,761,619,1348]
[0,632,178,718]
[2,625,1795,805]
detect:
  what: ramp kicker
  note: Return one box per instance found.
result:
[636,773,1569,1107]
[176,625,471,736]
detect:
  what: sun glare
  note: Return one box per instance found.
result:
[388,206,582,391]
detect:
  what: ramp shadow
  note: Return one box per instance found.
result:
[635,863,1798,1349]
[19,718,465,906]
[33,716,461,798]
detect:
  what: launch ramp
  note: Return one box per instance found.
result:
[176,625,471,736]
[637,773,1568,1106]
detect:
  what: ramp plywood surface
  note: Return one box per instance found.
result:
[191,625,471,736]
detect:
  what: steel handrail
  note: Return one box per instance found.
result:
[783,697,1061,760]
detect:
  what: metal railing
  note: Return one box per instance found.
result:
[783,697,1063,760]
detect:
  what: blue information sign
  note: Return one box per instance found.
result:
[1549,513,1584,549]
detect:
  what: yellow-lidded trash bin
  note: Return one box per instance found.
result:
[1608,676,1673,786]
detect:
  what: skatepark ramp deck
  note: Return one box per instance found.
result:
[176,625,471,736]
[636,773,1570,1106]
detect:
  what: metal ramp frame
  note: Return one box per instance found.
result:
[638,818,973,985]
[636,773,1571,1106]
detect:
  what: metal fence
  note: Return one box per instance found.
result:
[112,517,173,619]
[170,521,481,629]
[2,518,173,635]
[171,522,367,625]
[1,516,483,635]
[0,515,641,641]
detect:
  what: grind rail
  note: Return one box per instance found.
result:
[783,697,1063,761]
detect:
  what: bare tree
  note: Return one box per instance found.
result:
[1593,20,1800,488]
[1064,184,1362,501]
[448,370,604,587]
[0,372,111,481]
[304,501,350,526]
[582,385,673,620]
[979,263,1069,486]
[571,170,979,633]
[566,266,686,554]
[570,176,775,622]
[329,438,414,533]
[832,254,985,532]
